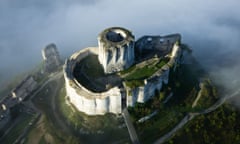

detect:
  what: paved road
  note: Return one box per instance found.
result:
[154,89,240,144]
[122,108,140,144]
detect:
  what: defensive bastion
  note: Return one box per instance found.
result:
[63,27,182,115]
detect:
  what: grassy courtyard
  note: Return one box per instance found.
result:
[128,58,219,143]
[122,57,169,88]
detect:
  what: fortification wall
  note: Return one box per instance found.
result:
[64,47,122,115]
[126,43,181,107]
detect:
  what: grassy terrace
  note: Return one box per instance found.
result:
[121,57,169,88]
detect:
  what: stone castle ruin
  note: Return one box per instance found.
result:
[64,27,182,115]
[98,27,135,73]
[42,43,61,73]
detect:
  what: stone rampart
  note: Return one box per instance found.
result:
[126,43,181,107]
[64,47,122,115]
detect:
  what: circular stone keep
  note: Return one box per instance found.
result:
[98,27,135,74]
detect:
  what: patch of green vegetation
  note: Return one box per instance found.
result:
[196,79,218,109]
[128,57,219,143]
[120,65,136,75]
[156,59,168,68]
[167,62,204,107]
[0,112,33,144]
[167,104,240,144]
[125,80,145,88]
[128,99,184,144]
[56,82,131,143]
[125,66,156,80]
[123,57,169,89]
[31,78,79,144]
[138,109,183,144]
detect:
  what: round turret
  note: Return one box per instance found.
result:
[98,27,135,74]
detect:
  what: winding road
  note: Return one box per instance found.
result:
[154,89,240,144]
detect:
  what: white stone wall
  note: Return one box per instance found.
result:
[64,47,122,115]
[98,27,135,74]
[98,42,135,74]
[65,80,122,115]
[126,43,181,107]
[64,31,182,114]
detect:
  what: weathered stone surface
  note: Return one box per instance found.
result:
[64,47,122,115]
[63,27,182,115]
[126,44,181,107]
[42,43,61,73]
[98,27,135,74]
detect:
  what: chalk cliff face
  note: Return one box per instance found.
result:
[98,27,135,74]
[63,27,182,115]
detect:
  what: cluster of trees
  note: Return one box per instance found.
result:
[168,104,240,144]
[128,88,168,121]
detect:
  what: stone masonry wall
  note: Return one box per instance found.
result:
[64,47,122,115]
[126,43,181,107]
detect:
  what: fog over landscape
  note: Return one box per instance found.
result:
[0,0,240,104]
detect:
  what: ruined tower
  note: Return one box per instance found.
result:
[98,27,135,74]
[42,43,61,73]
